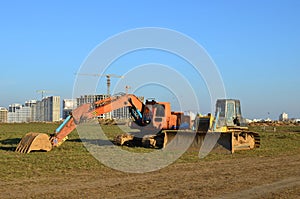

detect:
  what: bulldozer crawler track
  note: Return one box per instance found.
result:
[243,131,260,149]
[251,131,261,148]
[232,131,260,151]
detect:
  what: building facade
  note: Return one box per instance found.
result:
[63,99,77,119]
[6,97,60,123]
[7,103,31,123]
[76,94,109,106]
[34,96,61,122]
[47,96,60,121]
[35,100,45,121]
[0,107,8,123]
[25,100,37,122]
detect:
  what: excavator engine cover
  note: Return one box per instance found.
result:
[15,132,52,153]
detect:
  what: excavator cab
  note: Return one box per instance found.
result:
[128,99,161,127]
[146,102,166,128]
[132,99,172,130]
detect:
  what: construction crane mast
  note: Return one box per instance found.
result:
[125,85,131,94]
[36,90,53,99]
[104,74,124,96]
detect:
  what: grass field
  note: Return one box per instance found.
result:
[0,123,299,198]
[0,123,299,178]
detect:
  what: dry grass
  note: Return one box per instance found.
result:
[0,123,299,181]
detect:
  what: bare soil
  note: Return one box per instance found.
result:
[1,153,299,199]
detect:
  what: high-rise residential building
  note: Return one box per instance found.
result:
[25,100,37,107]
[35,96,61,122]
[6,97,60,123]
[45,96,61,122]
[0,107,8,123]
[51,96,61,121]
[8,103,22,122]
[8,103,22,112]
[35,100,45,122]
[7,103,31,123]
[63,99,77,119]
[25,100,37,121]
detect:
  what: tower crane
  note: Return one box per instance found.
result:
[36,90,53,99]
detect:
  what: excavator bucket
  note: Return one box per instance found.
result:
[15,132,52,153]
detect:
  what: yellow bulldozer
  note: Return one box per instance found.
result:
[15,94,260,154]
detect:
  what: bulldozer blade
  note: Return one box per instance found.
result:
[162,130,233,154]
[15,132,52,153]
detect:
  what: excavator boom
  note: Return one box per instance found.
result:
[16,94,145,153]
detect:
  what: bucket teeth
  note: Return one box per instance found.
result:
[15,133,52,153]
[16,133,34,153]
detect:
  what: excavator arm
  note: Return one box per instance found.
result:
[16,94,145,152]
[51,94,145,147]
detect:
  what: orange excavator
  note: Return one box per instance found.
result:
[16,94,184,153]
[16,94,260,153]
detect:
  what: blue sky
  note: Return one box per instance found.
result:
[0,1,299,119]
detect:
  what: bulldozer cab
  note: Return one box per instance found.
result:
[215,99,246,128]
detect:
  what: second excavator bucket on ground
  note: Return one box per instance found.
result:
[15,132,52,153]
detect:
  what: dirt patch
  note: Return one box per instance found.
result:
[1,153,299,199]
[218,176,300,199]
